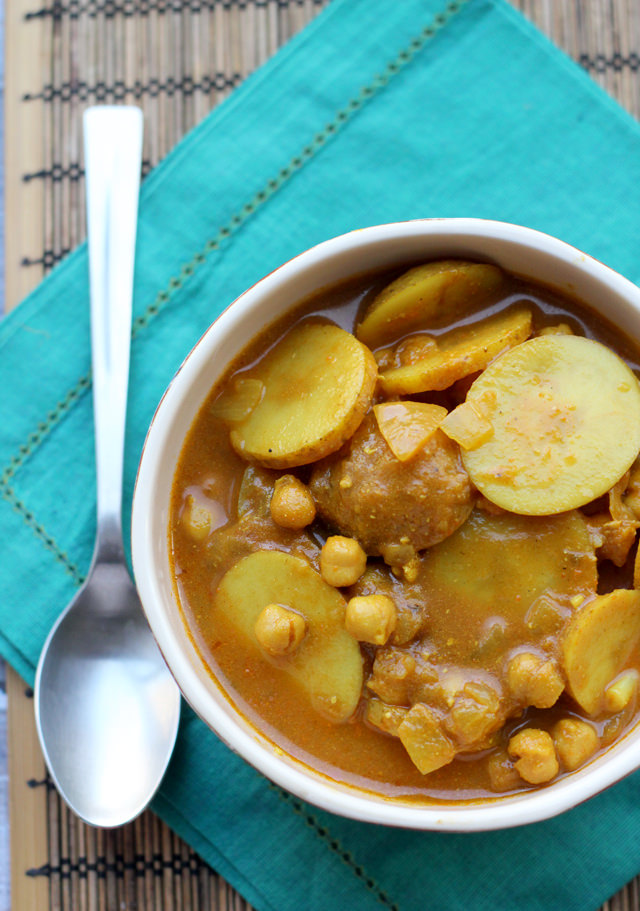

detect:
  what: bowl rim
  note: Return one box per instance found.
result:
[132,217,640,831]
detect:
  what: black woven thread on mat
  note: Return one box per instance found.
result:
[580,52,640,73]
[27,851,211,880]
[23,159,153,184]
[25,0,326,20]
[27,777,52,789]
[23,73,242,102]
[22,249,71,268]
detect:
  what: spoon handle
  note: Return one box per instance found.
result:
[84,106,143,557]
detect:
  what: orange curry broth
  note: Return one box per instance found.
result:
[169,265,640,803]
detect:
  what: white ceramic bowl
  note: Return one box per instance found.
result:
[132,218,640,831]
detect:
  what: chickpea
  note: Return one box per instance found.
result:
[507,728,559,784]
[254,604,307,657]
[487,750,521,793]
[345,595,397,645]
[181,494,212,541]
[552,718,599,772]
[270,475,316,529]
[604,669,639,713]
[320,536,367,587]
[506,652,564,709]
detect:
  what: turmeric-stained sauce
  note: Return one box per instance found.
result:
[170,262,640,801]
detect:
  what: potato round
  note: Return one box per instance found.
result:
[213,550,364,722]
[356,260,504,349]
[563,589,640,716]
[379,306,532,395]
[230,322,377,468]
[417,508,596,668]
[462,335,640,515]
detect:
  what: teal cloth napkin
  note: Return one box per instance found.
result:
[3,0,640,908]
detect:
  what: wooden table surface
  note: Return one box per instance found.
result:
[4,1,640,909]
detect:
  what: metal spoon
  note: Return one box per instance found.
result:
[34,106,181,828]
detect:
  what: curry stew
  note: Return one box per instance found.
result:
[170,260,640,801]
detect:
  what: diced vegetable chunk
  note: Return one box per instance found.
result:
[604,670,640,713]
[181,494,213,541]
[440,399,493,450]
[623,458,640,520]
[357,260,504,349]
[444,680,503,748]
[364,697,408,736]
[211,377,265,422]
[462,335,640,514]
[587,515,637,567]
[538,323,573,336]
[236,465,278,518]
[230,322,377,468]
[374,401,447,461]
[379,307,532,395]
[213,550,363,722]
[562,588,640,715]
[397,704,456,774]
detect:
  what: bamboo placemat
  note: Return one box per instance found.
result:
[5,1,640,909]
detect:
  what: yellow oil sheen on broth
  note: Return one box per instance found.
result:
[170,260,640,802]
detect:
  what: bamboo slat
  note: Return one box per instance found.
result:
[6,670,48,911]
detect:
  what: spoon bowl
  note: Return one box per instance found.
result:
[34,105,181,827]
[36,560,180,827]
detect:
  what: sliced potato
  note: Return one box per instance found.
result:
[462,335,640,515]
[419,509,596,668]
[357,260,504,349]
[379,307,532,395]
[373,401,447,461]
[230,322,377,468]
[213,550,363,722]
[563,588,640,715]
